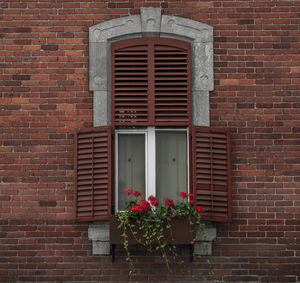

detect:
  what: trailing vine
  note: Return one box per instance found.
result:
[116,190,206,273]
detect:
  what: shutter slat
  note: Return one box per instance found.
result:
[75,127,112,222]
[192,126,232,222]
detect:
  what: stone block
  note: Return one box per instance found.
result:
[161,15,213,43]
[89,42,107,91]
[194,241,212,256]
[88,221,109,241]
[89,15,141,43]
[192,42,214,91]
[192,90,210,126]
[89,222,110,255]
[140,7,161,35]
[92,240,110,255]
[93,91,111,126]
[196,224,217,241]
[194,224,216,256]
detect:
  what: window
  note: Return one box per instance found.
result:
[111,37,192,211]
[75,37,232,223]
[116,127,188,211]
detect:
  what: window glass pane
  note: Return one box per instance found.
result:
[118,134,145,210]
[156,131,188,205]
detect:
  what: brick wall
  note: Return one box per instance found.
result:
[0,1,299,282]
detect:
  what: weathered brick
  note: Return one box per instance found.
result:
[39,45,58,52]
[12,75,31,80]
[237,19,254,25]
[14,27,32,33]
[39,201,57,207]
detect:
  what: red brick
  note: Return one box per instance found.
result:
[41,45,59,51]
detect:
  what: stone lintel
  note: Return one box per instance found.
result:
[89,15,141,43]
[161,15,213,43]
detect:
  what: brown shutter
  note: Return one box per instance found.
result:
[154,38,191,125]
[112,41,149,125]
[112,38,191,127]
[75,127,112,222]
[192,126,232,222]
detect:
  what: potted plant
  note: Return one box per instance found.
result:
[109,190,205,272]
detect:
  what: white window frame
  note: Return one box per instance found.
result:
[115,127,189,211]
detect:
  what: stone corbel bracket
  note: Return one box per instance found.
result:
[194,223,217,256]
[89,7,214,127]
[88,221,110,255]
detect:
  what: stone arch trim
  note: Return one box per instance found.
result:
[89,7,213,126]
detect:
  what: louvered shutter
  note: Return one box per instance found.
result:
[112,41,149,125]
[154,39,190,124]
[112,38,191,126]
[192,126,232,222]
[75,127,112,222]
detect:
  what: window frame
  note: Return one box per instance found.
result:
[114,127,189,212]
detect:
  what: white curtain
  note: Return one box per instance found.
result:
[156,131,188,205]
[118,134,145,210]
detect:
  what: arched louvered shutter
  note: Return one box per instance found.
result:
[112,38,191,126]
[75,127,112,222]
[112,41,149,124]
[192,126,232,222]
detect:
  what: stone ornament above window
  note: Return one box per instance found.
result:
[89,7,214,127]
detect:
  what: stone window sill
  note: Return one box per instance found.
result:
[88,220,216,256]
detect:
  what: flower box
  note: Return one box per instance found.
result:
[109,215,196,245]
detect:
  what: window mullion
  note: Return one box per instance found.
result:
[148,41,155,125]
[147,127,156,198]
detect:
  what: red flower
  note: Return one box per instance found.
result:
[196,206,204,213]
[147,196,159,207]
[189,193,194,197]
[130,205,139,211]
[189,199,194,205]
[139,199,151,211]
[133,190,142,197]
[165,199,174,207]
[148,195,156,202]
[180,192,188,198]
[125,189,133,195]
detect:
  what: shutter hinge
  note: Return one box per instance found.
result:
[111,134,115,140]
[189,133,192,140]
